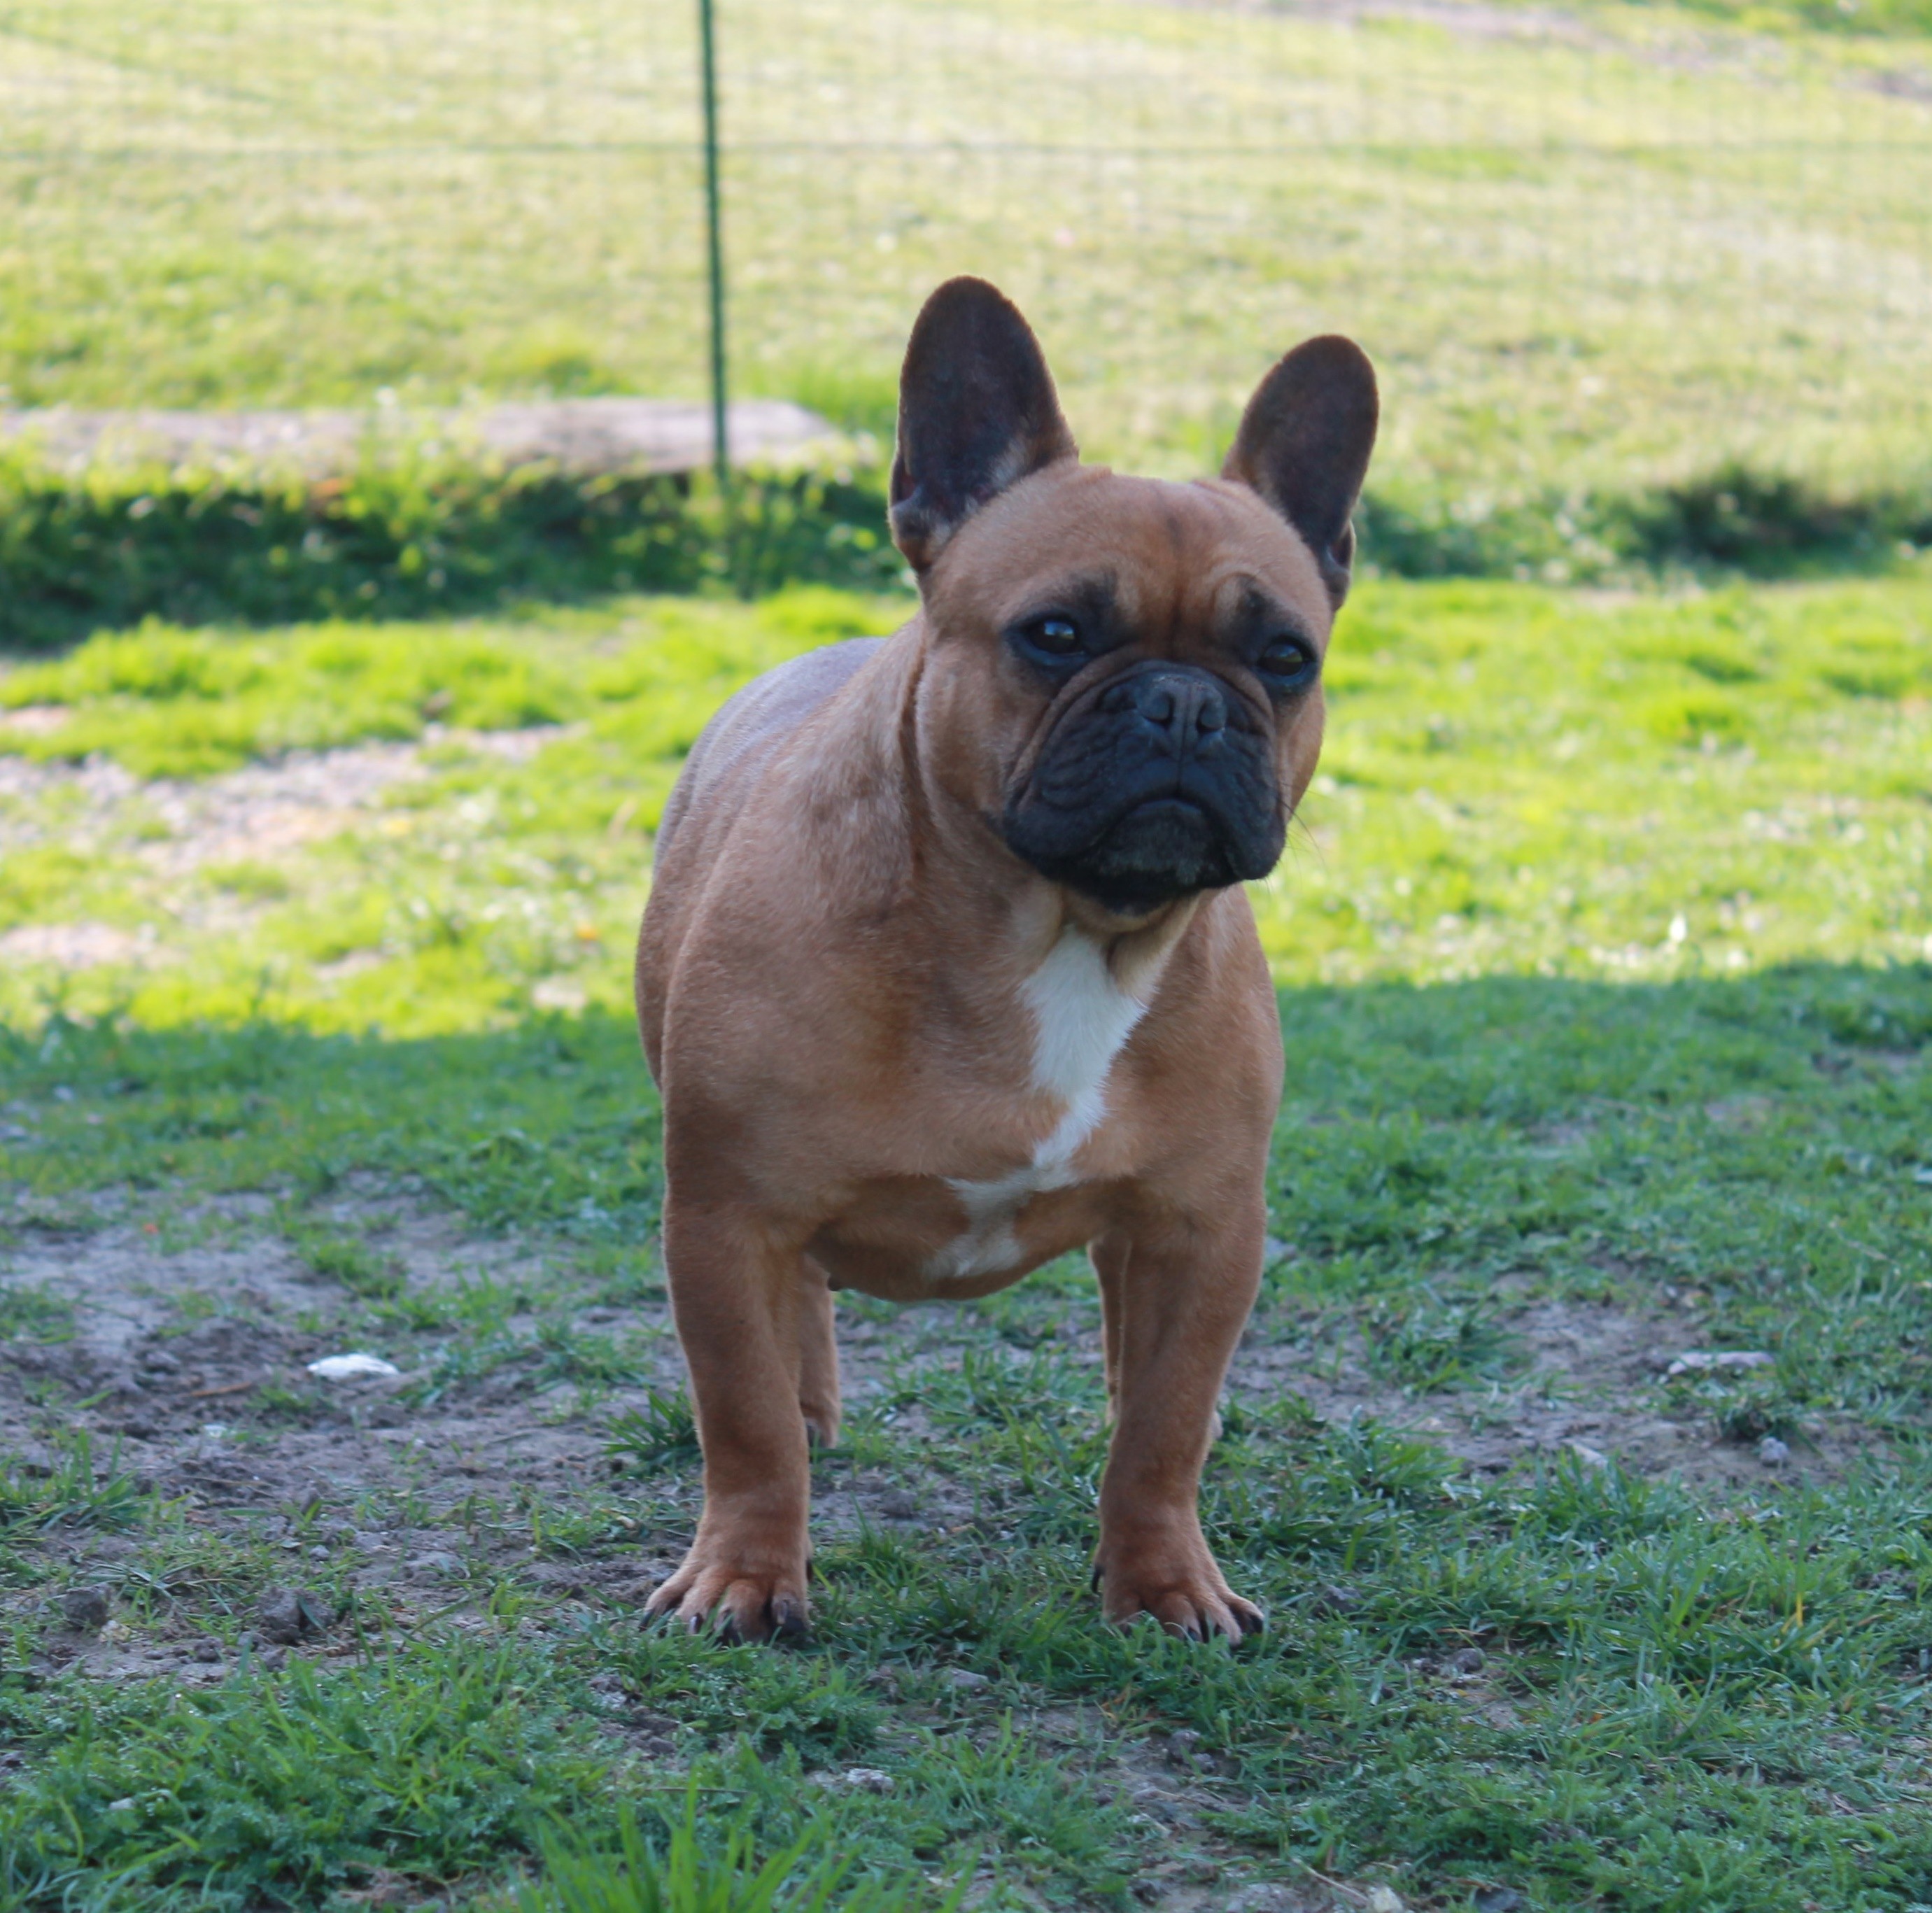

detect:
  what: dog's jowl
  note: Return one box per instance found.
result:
[635,277,1377,1642]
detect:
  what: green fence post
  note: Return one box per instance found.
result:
[696,0,728,493]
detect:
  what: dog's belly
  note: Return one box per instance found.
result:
[808,1173,1108,1303]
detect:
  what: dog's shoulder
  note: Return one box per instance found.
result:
[655,635,888,867]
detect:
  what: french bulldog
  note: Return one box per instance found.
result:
[635,276,1376,1641]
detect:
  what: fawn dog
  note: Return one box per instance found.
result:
[636,277,1376,1641]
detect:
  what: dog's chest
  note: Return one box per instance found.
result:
[922,929,1146,1283]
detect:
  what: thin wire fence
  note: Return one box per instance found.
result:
[5,0,1931,527]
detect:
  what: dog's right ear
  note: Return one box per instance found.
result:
[889,278,1078,572]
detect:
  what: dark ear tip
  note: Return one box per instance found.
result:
[924,274,1010,306]
[910,275,1025,338]
[1279,334,1379,409]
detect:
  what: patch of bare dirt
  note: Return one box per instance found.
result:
[0,1199,672,1579]
[1232,1285,1882,1492]
[0,397,838,481]
[0,726,563,866]
[3,1194,1868,1647]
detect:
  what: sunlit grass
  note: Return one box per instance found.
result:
[3,572,1927,1033]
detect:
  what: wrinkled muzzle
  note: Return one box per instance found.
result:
[1001,662,1285,915]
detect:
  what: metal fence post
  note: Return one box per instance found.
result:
[696,0,728,490]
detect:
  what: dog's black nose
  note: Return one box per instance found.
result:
[1108,668,1227,754]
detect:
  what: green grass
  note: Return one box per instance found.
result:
[3,0,1930,528]
[1,574,1926,1032]
[1,574,1930,1908]
[2,967,1930,1908]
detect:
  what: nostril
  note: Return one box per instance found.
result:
[1197,689,1227,733]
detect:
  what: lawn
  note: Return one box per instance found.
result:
[2,574,1930,1911]
[3,1,1932,1902]
[4,0,1932,531]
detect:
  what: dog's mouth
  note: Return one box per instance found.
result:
[1003,774,1276,917]
[999,661,1286,915]
[1074,795,1238,914]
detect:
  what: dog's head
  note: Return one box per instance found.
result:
[891,276,1377,922]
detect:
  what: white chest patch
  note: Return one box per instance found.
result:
[924,929,1148,1282]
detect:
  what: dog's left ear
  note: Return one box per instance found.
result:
[1223,337,1379,607]
[890,277,1078,572]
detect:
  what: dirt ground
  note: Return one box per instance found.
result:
[3,1192,1873,1695]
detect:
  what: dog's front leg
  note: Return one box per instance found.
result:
[647,1197,812,1641]
[1091,1213,1265,1642]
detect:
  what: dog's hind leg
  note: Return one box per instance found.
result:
[797,1257,842,1448]
[1090,1236,1127,1425]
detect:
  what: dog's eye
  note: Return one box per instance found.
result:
[1015,615,1084,663]
[1256,635,1318,689]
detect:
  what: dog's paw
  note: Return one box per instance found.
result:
[644,1541,810,1644]
[1096,1534,1264,1644]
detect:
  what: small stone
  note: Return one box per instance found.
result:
[942,1667,989,1690]
[838,1767,894,1793]
[1166,1728,1204,1767]
[255,1587,327,1646]
[106,1797,136,1813]
[1665,1350,1772,1378]
[877,1490,919,1520]
[1447,1646,1487,1676]
[1758,1435,1791,1466]
[1565,1440,1609,1469]
[1131,1883,1161,1906]
[1474,1890,1526,1913]
[1365,1889,1405,1913]
[192,1639,222,1664]
[60,1587,110,1632]
[406,1549,464,1582]
[1223,1886,1307,1913]
[306,1353,401,1381]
